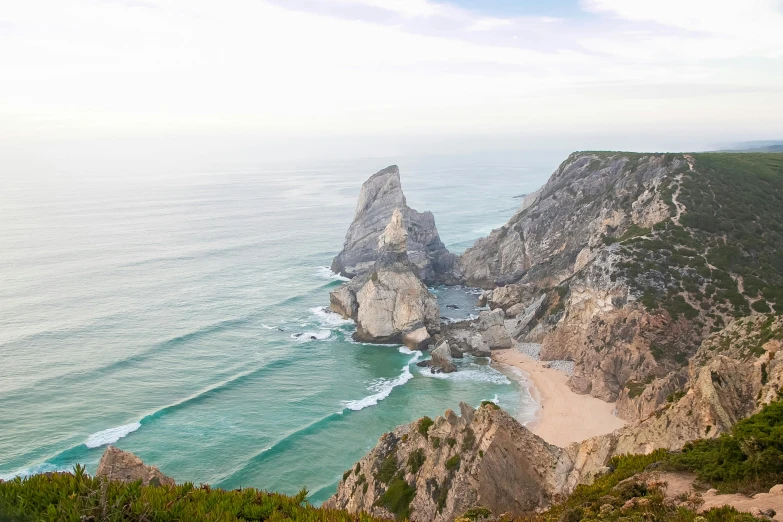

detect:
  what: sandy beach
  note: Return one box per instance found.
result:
[492,348,625,448]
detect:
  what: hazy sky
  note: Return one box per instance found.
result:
[1,0,782,171]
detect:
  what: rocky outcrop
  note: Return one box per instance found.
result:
[455,154,682,289]
[96,446,175,486]
[440,310,514,358]
[329,315,783,520]
[332,165,454,284]
[428,339,457,373]
[327,403,571,521]
[330,209,440,350]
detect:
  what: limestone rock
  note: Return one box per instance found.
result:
[327,403,569,521]
[430,339,457,373]
[96,446,174,486]
[332,165,454,284]
[475,310,512,350]
[330,211,440,350]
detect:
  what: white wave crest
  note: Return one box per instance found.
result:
[292,330,332,342]
[419,365,511,385]
[316,266,349,282]
[85,422,142,449]
[310,306,352,328]
[342,366,413,411]
[261,324,276,330]
[342,349,421,411]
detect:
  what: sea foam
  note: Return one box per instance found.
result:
[310,306,352,328]
[85,422,142,448]
[342,348,421,411]
[316,266,349,282]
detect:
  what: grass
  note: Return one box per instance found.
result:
[0,466,385,522]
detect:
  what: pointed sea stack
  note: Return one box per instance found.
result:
[331,165,454,284]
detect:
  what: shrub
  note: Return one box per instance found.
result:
[445,455,461,472]
[431,437,441,449]
[668,399,783,494]
[461,506,492,521]
[375,473,415,520]
[417,417,434,439]
[376,455,398,485]
[480,401,500,410]
[0,465,387,522]
[446,438,457,448]
[463,428,476,451]
[407,449,425,474]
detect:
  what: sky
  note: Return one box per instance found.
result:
[1,0,782,173]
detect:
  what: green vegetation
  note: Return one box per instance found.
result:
[375,473,416,521]
[463,428,476,451]
[667,389,687,403]
[417,416,434,439]
[480,401,500,410]
[407,448,425,474]
[669,399,783,494]
[460,506,492,521]
[0,466,384,522]
[431,436,441,449]
[612,153,783,366]
[446,437,457,448]
[516,450,762,521]
[603,224,651,245]
[445,455,461,472]
[625,380,648,399]
[376,455,399,485]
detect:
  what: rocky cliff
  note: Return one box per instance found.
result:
[330,208,440,349]
[327,403,571,521]
[332,165,454,284]
[459,152,783,410]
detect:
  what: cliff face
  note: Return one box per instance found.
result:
[327,403,572,522]
[461,152,783,410]
[456,153,676,289]
[332,166,454,284]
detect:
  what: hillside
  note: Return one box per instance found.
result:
[458,152,783,411]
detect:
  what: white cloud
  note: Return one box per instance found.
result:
[0,0,780,155]
[583,0,783,55]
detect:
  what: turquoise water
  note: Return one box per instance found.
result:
[0,158,549,504]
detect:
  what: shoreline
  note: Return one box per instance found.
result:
[492,348,625,448]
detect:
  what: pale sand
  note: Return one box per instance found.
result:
[492,348,625,448]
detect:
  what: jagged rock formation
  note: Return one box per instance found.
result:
[331,314,782,520]
[332,165,454,284]
[330,209,440,349]
[96,446,175,486]
[327,403,571,521]
[439,310,514,358]
[456,152,783,409]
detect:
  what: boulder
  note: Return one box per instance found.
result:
[331,165,454,284]
[96,446,174,487]
[430,340,457,373]
[475,309,513,349]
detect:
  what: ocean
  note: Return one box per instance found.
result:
[0,156,550,504]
